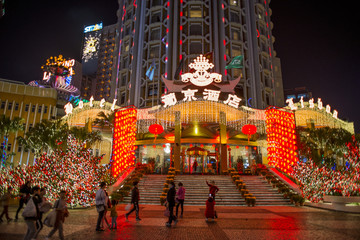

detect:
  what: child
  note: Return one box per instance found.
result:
[110,200,118,229]
[205,196,216,222]
[0,187,13,223]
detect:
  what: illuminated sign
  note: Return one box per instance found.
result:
[286,97,338,119]
[84,23,103,33]
[43,58,75,81]
[181,54,222,86]
[82,35,100,62]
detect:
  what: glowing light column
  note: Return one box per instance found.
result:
[265,108,298,173]
[112,106,137,177]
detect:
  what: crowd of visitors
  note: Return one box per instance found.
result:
[1,173,224,238]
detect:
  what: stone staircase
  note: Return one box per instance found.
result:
[123,174,167,205]
[123,174,291,206]
[173,175,245,206]
[241,175,292,205]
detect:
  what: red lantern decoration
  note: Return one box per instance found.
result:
[149,124,164,142]
[242,124,257,143]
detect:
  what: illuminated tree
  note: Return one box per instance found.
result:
[0,136,112,207]
[0,115,24,166]
[293,136,360,203]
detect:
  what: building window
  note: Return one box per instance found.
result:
[190,24,202,35]
[231,27,241,40]
[189,7,202,18]
[125,24,131,35]
[38,106,42,113]
[230,11,240,23]
[121,56,129,69]
[120,92,126,104]
[7,102,12,110]
[124,40,130,52]
[44,106,48,114]
[148,85,158,97]
[152,0,162,7]
[190,41,202,54]
[149,45,160,58]
[151,11,161,23]
[7,143,11,152]
[31,105,36,113]
[121,75,127,86]
[232,45,242,57]
[25,104,29,112]
[230,0,240,6]
[0,101,5,109]
[15,103,19,111]
[150,27,161,40]
[29,124,33,131]
[18,145,22,152]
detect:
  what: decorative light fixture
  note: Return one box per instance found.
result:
[181,54,222,86]
[242,124,257,143]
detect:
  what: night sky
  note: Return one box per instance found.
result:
[0,0,359,132]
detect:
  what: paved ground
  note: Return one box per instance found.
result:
[1,204,360,240]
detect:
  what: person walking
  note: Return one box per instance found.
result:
[175,182,185,218]
[101,190,111,229]
[165,182,178,227]
[0,187,13,223]
[45,190,68,240]
[193,159,198,173]
[15,181,31,220]
[125,181,141,221]
[34,187,52,239]
[206,180,219,201]
[95,182,107,231]
[23,186,42,240]
[110,199,118,229]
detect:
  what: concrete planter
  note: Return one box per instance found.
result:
[306,195,360,213]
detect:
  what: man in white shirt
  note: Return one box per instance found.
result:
[95,182,106,231]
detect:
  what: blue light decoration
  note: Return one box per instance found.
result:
[331,163,336,171]
[68,95,89,106]
[345,161,350,170]
[84,23,103,33]
[65,75,72,86]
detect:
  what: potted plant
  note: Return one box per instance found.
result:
[241,189,249,197]
[160,195,166,205]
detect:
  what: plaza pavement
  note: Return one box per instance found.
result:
[1,204,360,240]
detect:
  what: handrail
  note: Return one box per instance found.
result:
[108,166,135,195]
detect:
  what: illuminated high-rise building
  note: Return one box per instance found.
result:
[82,23,118,101]
[112,0,284,109]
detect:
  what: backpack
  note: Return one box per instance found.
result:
[22,197,37,218]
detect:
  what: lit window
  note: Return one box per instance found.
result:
[190,7,202,18]
[230,0,240,6]
[231,27,241,40]
[232,45,242,57]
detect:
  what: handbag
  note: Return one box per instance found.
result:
[125,203,132,211]
[22,197,37,218]
[96,204,105,213]
[164,207,170,217]
[44,199,60,227]
[44,209,57,227]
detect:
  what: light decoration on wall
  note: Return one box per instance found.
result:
[41,55,79,96]
[112,106,137,177]
[265,107,298,173]
[181,54,222,86]
[82,35,100,62]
